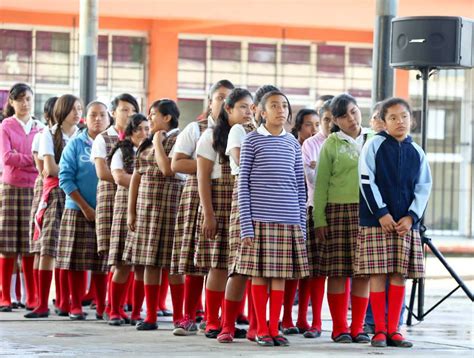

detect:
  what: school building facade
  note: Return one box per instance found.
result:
[0,0,473,237]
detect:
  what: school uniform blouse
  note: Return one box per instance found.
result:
[110,147,137,172]
[238,125,306,240]
[59,129,98,211]
[173,116,215,159]
[90,126,118,161]
[196,127,222,179]
[301,131,327,207]
[225,123,249,176]
[39,124,79,160]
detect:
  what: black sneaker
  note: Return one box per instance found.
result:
[205,329,221,339]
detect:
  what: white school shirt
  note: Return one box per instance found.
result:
[196,128,221,179]
[110,146,137,171]
[39,124,80,159]
[90,126,119,161]
[172,116,215,159]
[14,116,44,135]
[225,124,249,176]
[335,127,372,153]
[31,131,42,154]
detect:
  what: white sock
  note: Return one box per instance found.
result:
[10,273,18,303]
[19,272,26,305]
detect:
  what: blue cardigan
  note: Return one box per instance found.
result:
[358,131,432,229]
[59,129,98,211]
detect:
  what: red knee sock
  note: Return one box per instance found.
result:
[119,273,133,318]
[370,291,386,340]
[159,270,169,311]
[54,268,61,308]
[0,257,15,306]
[327,292,349,338]
[21,256,36,308]
[68,270,86,314]
[296,279,311,330]
[269,289,284,337]
[35,270,53,313]
[205,288,224,331]
[33,268,39,306]
[92,273,108,316]
[247,281,257,339]
[237,284,247,318]
[132,279,145,320]
[169,283,184,323]
[309,277,326,330]
[387,284,405,340]
[282,279,298,328]
[110,280,128,319]
[184,275,204,320]
[144,284,160,324]
[104,271,113,316]
[82,271,95,301]
[221,299,241,334]
[58,269,70,313]
[350,295,369,337]
[252,284,269,337]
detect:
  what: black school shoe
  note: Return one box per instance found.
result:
[108,317,124,326]
[272,335,290,346]
[370,331,387,347]
[331,333,353,343]
[234,328,247,339]
[136,321,158,331]
[387,332,413,348]
[205,329,221,339]
[0,305,13,312]
[352,332,371,343]
[69,312,86,320]
[256,335,274,347]
[24,310,50,318]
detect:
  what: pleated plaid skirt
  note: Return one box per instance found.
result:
[170,175,208,276]
[96,180,117,253]
[235,221,309,279]
[354,227,424,278]
[194,174,234,270]
[305,206,322,277]
[312,203,358,277]
[108,186,129,266]
[56,209,108,272]
[227,179,241,275]
[38,187,65,257]
[29,176,43,254]
[123,179,183,268]
[0,184,34,254]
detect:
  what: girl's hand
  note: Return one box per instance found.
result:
[395,216,413,237]
[316,226,328,241]
[242,237,253,247]
[379,213,397,234]
[127,211,136,232]
[309,161,317,169]
[82,206,96,222]
[202,213,217,240]
[153,131,166,145]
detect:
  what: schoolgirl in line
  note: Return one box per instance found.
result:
[313,93,372,343]
[107,114,149,326]
[281,108,318,336]
[356,97,431,348]
[56,101,110,320]
[193,88,254,342]
[170,80,234,336]
[0,83,44,312]
[235,90,309,347]
[124,99,184,331]
[25,94,81,318]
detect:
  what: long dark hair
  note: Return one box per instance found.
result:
[330,93,358,133]
[260,90,293,124]
[44,96,59,127]
[107,114,149,170]
[3,83,33,118]
[291,108,318,139]
[137,99,180,156]
[207,79,235,117]
[53,94,81,163]
[213,88,252,163]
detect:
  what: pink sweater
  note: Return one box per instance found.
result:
[0,117,40,188]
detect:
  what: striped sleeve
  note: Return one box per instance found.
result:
[295,142,307,238]
[408,143,432,224]
[358,136,389,219]
[238,136,255,239]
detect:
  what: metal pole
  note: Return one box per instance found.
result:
[372,0,397,106]
[79,0,98,106]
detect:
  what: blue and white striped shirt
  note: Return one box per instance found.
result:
[238,125,306,239]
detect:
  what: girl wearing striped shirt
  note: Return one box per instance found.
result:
[236,90,309,347]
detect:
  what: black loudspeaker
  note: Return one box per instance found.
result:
[390,16,473,69]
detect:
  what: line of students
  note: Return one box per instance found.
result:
[0,80,431,350]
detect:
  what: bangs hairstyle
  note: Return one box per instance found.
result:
[213,88,253,163]
[110,93,140,114]
[379,97,412,122]
[52,94,82,163]
[260,90,292,123]
[330,93,358,132]
[137,99,180,155]
[291,108,318,139]
[3,82,33,118]
[107,113,148,168]
[43,96,59,126]
[208,79,235,100]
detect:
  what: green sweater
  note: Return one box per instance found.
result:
[313,131,372,228]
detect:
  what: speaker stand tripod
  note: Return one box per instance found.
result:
[406,67,474,326]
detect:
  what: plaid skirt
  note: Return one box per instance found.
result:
[96,180,116,253]
[235,221,309,279]
[38,187,65,257]
[354,227,424,279]
[56,209,108,272]
[305,206,322,277]
[29,176,43,254]
[123,179,183,268]
[227,179,241,275]
[0,184,34,254]
[108,186,129,266]
[170,175,208,276]
[194,175,234,270]
[312,203,359,277]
